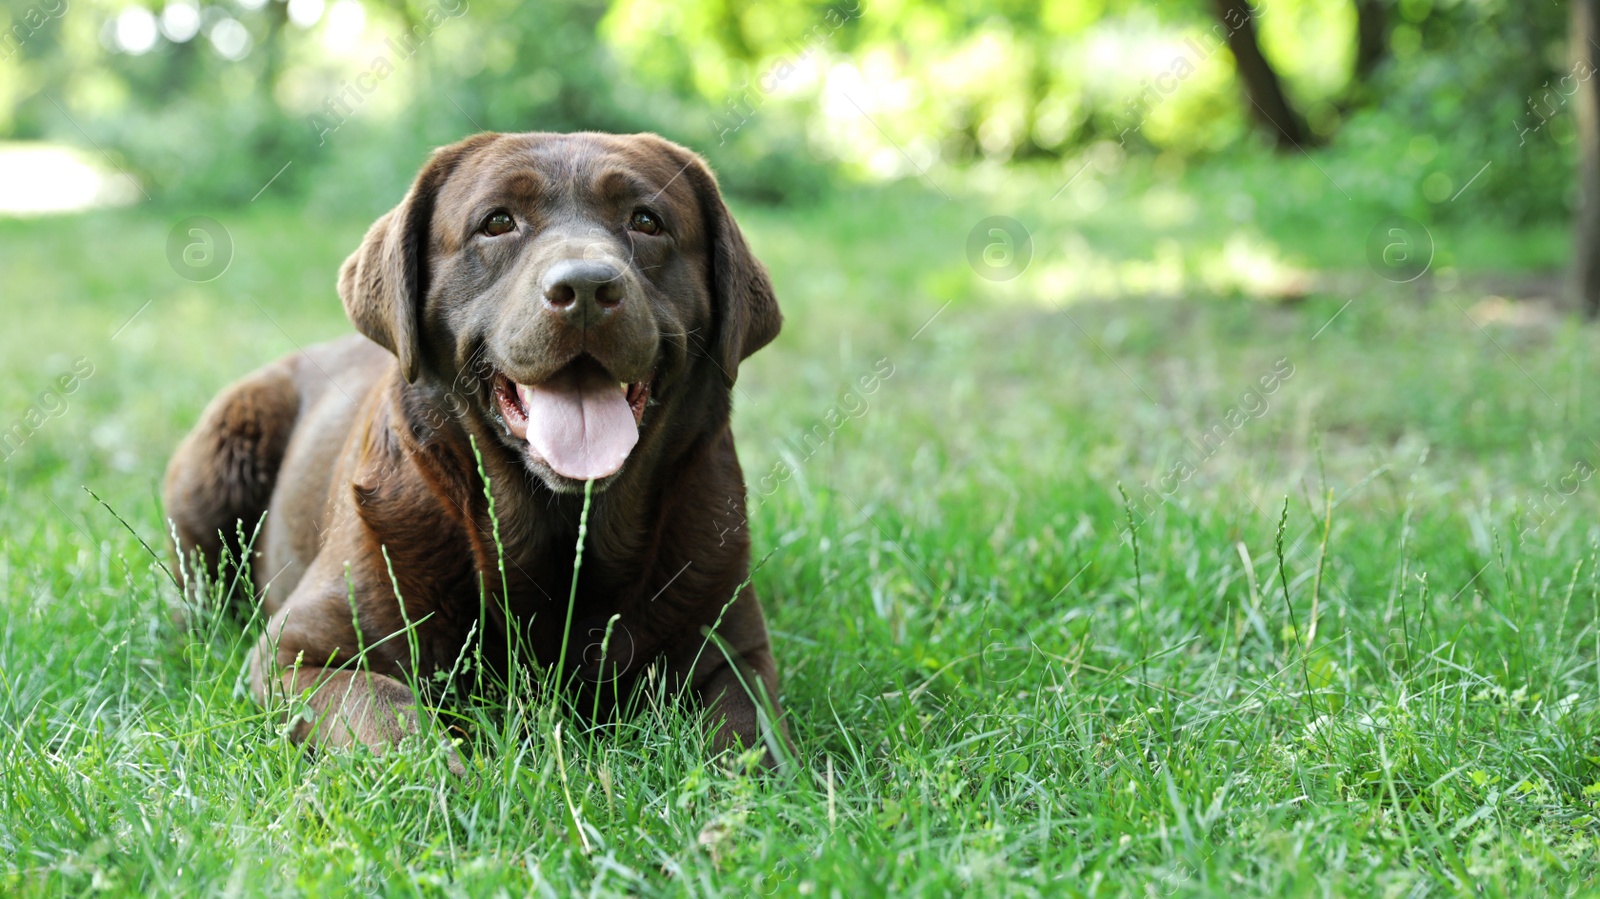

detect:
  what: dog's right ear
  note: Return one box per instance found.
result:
[338,134,497,383]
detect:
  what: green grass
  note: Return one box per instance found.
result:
[3,155,1600,896]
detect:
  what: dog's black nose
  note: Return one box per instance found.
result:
[542,259,624,325]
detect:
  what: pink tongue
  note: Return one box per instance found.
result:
[517,368,638,481]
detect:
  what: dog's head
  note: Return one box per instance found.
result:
[338,132,781,494]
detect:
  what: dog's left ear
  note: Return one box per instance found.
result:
[673,145,782,388]
[339,133,498,382]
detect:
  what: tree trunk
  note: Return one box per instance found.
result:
[1353,0,1390,85]
[1208,0,1317,149]
[1575,0,1600,316]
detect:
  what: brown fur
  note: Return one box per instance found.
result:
[163,132,788,771]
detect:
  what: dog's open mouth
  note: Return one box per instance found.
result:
[493,357,651,482]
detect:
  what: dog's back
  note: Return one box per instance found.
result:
[164,334,389,608]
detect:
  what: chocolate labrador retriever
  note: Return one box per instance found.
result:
[163,131,787,769]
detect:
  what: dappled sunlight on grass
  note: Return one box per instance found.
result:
[1008,229,1313,305]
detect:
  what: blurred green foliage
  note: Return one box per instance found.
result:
[1357,0,1572,224]
[0,0,1578,219]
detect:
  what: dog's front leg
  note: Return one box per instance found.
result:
[250,591,464,774]
[267,663,421,749]
[661,586,792,768]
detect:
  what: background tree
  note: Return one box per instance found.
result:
[1575,0,1600,316]
[1207,0,1316,149]
[1353,0,1390,86]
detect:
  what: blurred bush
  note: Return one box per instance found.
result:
[1345,0,1571,225]
[0,0,1578,222]
[3,0,828,206]
[603,0,1571,223]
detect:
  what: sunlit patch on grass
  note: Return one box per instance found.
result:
[988,229,1312,305]
[0,143,141,217]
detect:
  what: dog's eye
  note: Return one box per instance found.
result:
[628,208,663,236]
[480,211,515,237]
